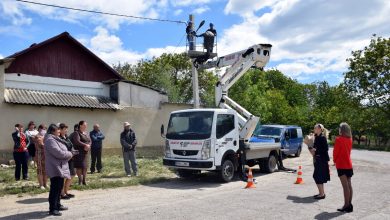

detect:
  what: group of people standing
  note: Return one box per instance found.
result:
[308,122,354,213]
[12,120,139,216]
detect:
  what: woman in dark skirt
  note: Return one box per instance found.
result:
[309,123,330,200]
[71,121,91,185]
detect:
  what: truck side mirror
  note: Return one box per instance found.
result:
[160,124,165,138]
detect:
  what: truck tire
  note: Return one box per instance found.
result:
[177,169,199,178]
[264,153,278,173]
[220,159,235,182]
[295,146,302,157]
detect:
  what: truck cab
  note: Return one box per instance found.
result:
[250,125,303,157]
[163,109,238,174]
[163,109,281,182]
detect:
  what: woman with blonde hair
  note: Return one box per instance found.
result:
[333,122,354,212]
[309,123,330,199]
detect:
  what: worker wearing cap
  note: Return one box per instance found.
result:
[120,122,138,177]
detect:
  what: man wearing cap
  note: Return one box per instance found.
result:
[120,122,138,177]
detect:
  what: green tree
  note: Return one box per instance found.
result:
[344,36,390,118]
[114,53,217,106]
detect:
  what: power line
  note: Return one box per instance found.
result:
[15,0,186,25]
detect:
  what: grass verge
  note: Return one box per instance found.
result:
[0,156,175,197]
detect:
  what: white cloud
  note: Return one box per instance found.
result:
[219,0,390,82]
[170,0,211,7]
[1,0,170,30]
[0,54,3,59]
[192,6,210,15]
[83,27,185,65]
[0,0,32,25]
[90,27,123,52]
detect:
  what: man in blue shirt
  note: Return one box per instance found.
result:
[90,124,105,173]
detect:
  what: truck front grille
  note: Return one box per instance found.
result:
[173,150,198,156]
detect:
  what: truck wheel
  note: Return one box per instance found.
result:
[177,169,198,178]
[264,154,278,173]
[220,159,235,182]
[295,146,302,157]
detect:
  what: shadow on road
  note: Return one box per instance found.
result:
[314,211,345,220]
[16,197,47,204]
[147,169,269,190]
[0,211,48,220]
[286,195,319,204]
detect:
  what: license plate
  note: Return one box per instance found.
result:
[175,161,189,167]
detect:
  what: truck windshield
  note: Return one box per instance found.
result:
[253,126,282,138]
[166,111,214,140]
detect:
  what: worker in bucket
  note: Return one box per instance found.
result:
[186,21,196,51]
[197,23,217,54]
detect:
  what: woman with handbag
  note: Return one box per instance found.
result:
[71,121,91,185]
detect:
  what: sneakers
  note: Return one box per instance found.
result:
[127,174,132,177]
[40,186,46,190]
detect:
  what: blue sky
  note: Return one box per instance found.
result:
[1,0,389,86]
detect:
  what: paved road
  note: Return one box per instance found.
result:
[0,149,389,220]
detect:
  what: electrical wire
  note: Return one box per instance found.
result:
[15,0,187,25]
[171,33,186,54]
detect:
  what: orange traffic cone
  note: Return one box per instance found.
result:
[294,165,304,184]
[245,168,256,188]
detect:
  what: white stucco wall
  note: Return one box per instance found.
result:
[5,73,109,97]
[117,81,168,109]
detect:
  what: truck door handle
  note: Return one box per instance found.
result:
[233,140,237,146]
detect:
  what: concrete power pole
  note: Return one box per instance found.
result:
[189,14,200,108]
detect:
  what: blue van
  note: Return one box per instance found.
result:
[250,125,303,157]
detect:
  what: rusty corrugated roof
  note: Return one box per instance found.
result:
[4,88,120,110]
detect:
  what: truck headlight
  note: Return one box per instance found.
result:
[165,140,171,158]
[201,139,211,160]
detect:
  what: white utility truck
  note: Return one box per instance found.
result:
[161,44,281,182]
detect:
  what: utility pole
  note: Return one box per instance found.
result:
[189,14,200,108]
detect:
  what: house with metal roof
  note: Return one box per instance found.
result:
[0,32,188,159]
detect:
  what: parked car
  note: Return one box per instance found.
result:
[250,125,303,157]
